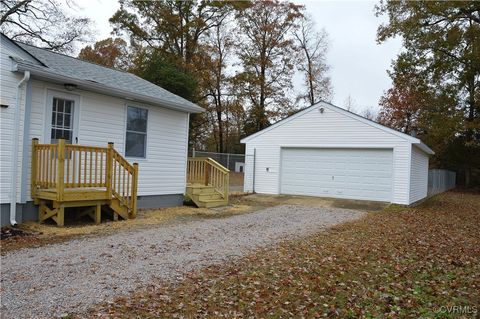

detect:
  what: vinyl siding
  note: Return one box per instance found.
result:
[409,145,429,203]
[0,39,32,203]
[21,80,189,200]
[243,104,413,204]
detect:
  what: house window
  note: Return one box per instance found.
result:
[125,106,148,158]
[51,97,74,144]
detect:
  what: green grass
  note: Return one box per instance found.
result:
[90,192,480,318]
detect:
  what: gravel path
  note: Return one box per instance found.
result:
[1,205,364,318]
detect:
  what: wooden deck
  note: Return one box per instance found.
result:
[31,139,138,226]
[186,157,229,208]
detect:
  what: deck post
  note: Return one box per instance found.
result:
[106,142,114,199]
[131,162,139,218]
[57,205,65,227]
[204,159,210,186]
[57,139,65,201]
[225,169,229,201]
[31,138,39,199]
[94,203,101,224]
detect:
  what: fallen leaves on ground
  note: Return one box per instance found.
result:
[90,192,480,318]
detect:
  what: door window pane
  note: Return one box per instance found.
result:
[64,101,71,113]
[56,112,63,126]
[64,114,70,127]
[125,106,148,158]
[51,97,74,144]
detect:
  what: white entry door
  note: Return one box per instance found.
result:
[280,148,393,202]
[46,90,80,144]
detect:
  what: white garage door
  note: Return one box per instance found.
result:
[280,148,393,202]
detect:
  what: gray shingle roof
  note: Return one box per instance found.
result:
[14,42,203,113]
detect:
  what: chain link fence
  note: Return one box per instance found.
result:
[192,150,248,193]
[193,150,246,172]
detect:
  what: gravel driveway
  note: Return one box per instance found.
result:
[1,205,364,318]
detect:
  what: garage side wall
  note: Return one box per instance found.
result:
[409,145,429,203]
[243,106,412,204]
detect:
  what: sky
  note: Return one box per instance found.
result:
[73,0,403,113]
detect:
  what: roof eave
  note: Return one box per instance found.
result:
[413,141,435,155]
[1,33,46,66]
[13,61,204,114]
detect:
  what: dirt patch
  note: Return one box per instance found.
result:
[239,193,389,211]
[0,227,36,240]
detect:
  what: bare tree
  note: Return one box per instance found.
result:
[294,14,332,105]
[0,0,91,53]
[343,94,357,112]
[361,107,377,120]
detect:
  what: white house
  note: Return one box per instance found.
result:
[0,34,204,226]
[241,102,434,205]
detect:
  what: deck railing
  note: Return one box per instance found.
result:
[187,157,229,198]
[111,148,138,215]
[31,139,138,215]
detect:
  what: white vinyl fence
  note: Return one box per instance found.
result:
[428,169,456,197]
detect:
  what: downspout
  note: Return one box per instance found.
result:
[10,70,30,225]
[20,79,33,203]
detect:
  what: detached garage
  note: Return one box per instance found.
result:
[241,102,434,205]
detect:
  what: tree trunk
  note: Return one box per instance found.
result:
[259,62,266,131]
[217,109,224,153]
[306,53,315,105]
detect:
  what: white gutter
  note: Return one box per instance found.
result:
[10,70,30,225]
[413,141,435,155]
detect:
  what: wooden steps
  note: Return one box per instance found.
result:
[109,198,131,220]
[186,157,230,208]
[186,184,228,208]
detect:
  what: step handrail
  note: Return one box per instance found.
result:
[110,146,138,217]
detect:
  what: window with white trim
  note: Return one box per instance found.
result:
[125,105,148,158]
[51,97,74,144]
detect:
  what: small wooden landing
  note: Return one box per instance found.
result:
[36,187,108,202]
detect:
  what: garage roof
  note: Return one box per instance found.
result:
[241,101,434,155]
